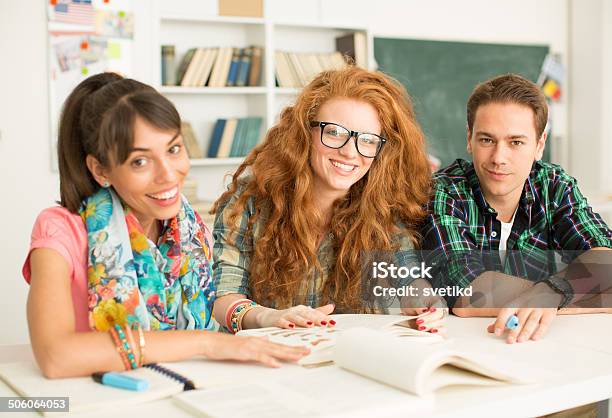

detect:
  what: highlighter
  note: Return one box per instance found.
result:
[92,372,149,391]
[505,314,519,330]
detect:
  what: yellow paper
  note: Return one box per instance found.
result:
[107,42,121,59]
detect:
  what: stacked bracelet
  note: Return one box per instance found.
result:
[227,300,258,334]
[109,326,131,371]
[132,323,146,366]
[113,324,138,370]
[225,298,251,332]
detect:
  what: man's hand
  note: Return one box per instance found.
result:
[487,307,557,343]
[487,282,562,343]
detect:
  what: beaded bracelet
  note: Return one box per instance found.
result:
[225,298,251,331]
[114,324,138,370]
[109,326,131,371]
[132,323,146,366]
[229,300,258,333]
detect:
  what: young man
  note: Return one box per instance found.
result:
[421,74,612,344]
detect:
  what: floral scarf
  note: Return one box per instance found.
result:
[81,188,216,331]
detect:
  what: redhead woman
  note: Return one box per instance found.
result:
[212,67,447,334]
[23,73,308,378]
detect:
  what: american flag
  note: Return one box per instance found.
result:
[52,0,95,26]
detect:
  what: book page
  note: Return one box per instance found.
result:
[0,362,183,416]
[333,328,531,397]
[173,365,432,418]
[237,314,442,365]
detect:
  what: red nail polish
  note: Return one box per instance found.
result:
[306,321,313,326]
[320,321,327,326]
[329,320,336,326]
[288,323,295,328]
[416,319,424,324]
[418,325,426,331]
[431,328,438,333]
[429,307,437,313]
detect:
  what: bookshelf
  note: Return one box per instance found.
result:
[152,1,372,201]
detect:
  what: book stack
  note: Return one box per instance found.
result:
[207,117,263,158]
[274,51,347,88]
[182,178,198,203]
[166,46,263,88]
[180,122,204,159]
[335,32,368,68]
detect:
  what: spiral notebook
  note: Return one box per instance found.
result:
[0,358,305,416]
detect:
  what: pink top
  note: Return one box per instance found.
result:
[23,206,213,332]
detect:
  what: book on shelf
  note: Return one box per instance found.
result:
[0,314,536,417]
[235,46,252,87]
[175,48,196,86]
[210,117,263,158]
[180,121,204,159]
[195,48,218,87]
[161,45,176,86]
[180,48,204,87]
[248,46,263,86]
[226,48,242,87]
[335,32,368,68]
[216,118,238,158]
[207,119,226,158]
[209,47,234,88]
[274,51,350,88]
[182,177,199,203]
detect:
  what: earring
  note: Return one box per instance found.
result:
[102,181,110,188]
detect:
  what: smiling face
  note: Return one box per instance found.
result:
[90,116,190,230]
[309,97,380,201]
[467,101,546,210]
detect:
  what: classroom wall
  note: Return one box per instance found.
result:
[0,0,583,344]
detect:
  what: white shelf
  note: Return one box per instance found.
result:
[161,15,265,26]
[275,87,301,95]
[272,21,368,31]
[190,158,244,167]
[160,86,267,95]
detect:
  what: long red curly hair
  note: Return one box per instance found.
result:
[212,67,431,312]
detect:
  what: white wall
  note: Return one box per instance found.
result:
[569,0,612,197]
[0,0,577,344]
[0,1,59,344]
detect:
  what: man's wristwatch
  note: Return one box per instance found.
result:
[541,274,574,309]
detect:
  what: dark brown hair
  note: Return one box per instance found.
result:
[212,67,431,311]
[467,73,548,137]
[57,72,181,212]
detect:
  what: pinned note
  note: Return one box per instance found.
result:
[107,42,121,59]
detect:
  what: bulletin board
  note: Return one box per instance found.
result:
[47,0,135,170]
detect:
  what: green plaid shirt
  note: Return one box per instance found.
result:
[212,184,417,311]
[421,159,612,306]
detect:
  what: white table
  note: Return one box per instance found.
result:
[2,315,612,417]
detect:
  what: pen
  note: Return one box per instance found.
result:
[505,314,519,330]
[92,372,149,391]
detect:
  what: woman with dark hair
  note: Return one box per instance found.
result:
[23,72,308,378]
[212,67,447,333]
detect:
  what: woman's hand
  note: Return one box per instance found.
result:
[399,279,448,334]
[250,304,336,329]
[402,306,447,335]
[203,333,310,367]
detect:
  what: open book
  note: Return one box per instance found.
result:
[334,328,532,396]
[237,313,444,365]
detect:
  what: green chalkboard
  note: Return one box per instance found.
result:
[374,38,549,167]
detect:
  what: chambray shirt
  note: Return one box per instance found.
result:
[212,184,418,312]
[421,159,612,307]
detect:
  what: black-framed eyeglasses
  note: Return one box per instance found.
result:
[309,121,386,158]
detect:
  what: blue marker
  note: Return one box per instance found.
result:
[92,372,149,391]
[506,314,519,330]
